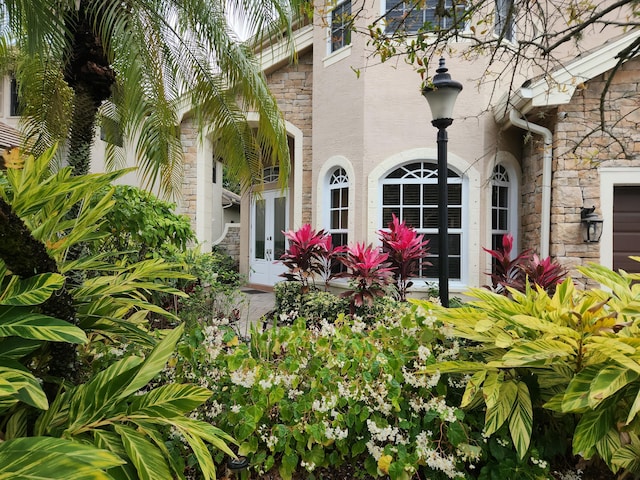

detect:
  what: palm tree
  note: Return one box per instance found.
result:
[1,0,298,195]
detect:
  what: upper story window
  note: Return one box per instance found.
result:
[383,0,467,34]
[381,161,464,281]
[494,0,515,42]
[329,0,352,53]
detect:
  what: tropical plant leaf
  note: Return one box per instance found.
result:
[0,364,48,411]
[482,370,502,409]
[93,430,139,480]
[0,308,87,343]
[501,339,576,367]
[508,314,582,340]
[485,379,517,437]
[595,427,623,472]
[461,369,486,408]
[0,337,42,359]
[611,441,640,474]
[181,429,218,480]
[117,324,184,400]
[67,356,143,432]
[626,386,640,425]
[0,273,65,306]
[588,364,638,409]
[561,365,600,413]
[129,383,211,417]
[0,436,124,480]
[114,424,172,480]
[573,400,616,458]
[509,381,533,459]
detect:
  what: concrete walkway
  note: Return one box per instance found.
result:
[234,287,276,337]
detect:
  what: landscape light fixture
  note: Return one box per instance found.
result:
[422,57,462,308]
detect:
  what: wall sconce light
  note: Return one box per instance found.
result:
[581,206,603,243]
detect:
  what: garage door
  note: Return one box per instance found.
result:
[613,186,640,273]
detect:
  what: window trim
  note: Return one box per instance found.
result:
[318,156,355,251]
[327,0,352,55]
[494,0,516,43]
[380,160,467,283]
[369,148,480,291]
[380,0,470,36]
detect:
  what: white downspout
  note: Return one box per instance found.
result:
[509,109,553,258]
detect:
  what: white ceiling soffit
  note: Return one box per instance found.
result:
[258,24,314,72]
[494,29,640,123]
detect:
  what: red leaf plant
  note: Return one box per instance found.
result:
[378,214,431,301]
[337,242,395,312]
[484,234,566,295]
[279,224,330,292]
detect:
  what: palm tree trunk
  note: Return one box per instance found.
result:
[0,198,79,386]
[67,84,100,176]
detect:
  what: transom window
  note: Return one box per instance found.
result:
[263,166,280,183]
[329,0,352,53]
[381,161,463,280]
[383,0,467,34]
[494,0,515,42]
[491,164,510,251]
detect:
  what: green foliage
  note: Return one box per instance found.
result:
[414,263,640,477]
[0,147,236,479]
[92,184,195,261]
[0,147,192,342]
[274,281,349,326]
[34,325,235,480]
[165,302,540,479]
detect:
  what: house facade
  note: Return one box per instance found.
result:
[231,0,640,292]
[3,1,639,296]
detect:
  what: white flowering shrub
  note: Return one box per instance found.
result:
[166,303,498,480]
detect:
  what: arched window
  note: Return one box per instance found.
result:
[328,167,349,249]
[381,161,464,281]
[491,164,511,251]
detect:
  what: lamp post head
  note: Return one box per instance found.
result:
[422,57,463,128]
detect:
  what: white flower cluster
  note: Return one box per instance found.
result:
[202,324,224,363]
[258,424,278,450]
[300,460,316,471]
[447,374,471,389]
[417,345,431,362]
[554,470,583,480]
[229,367,257,388]
[410,396,457,422]
[415,432,465,479]
[363,379,393,415]
[319,319,336,337]
[257,371,297,391]
[312,394,337,413]
[403,366,441,389]
[323,420,349,441]
[435,340,460,361]
[366,419,406,444]
[350,317,367,334]
[530,456,548,469]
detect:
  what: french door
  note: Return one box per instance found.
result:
[249,190,288,285]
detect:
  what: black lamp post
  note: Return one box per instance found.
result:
[422,58,462,308]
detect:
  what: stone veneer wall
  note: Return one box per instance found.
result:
[179,115,199,237]
[213,224,241,265]
[264,50,314,225]
[520,57,640,286]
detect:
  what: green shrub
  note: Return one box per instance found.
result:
[166,302,557,480]
[414,263,640,478]
[91,184,195,262]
